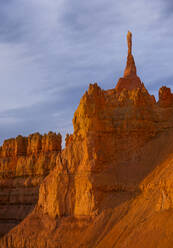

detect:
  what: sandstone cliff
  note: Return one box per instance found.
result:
[1,32,173,248]
[0,132,61,237]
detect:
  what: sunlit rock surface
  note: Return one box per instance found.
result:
[1,32,173,248]
[0,132,61,237]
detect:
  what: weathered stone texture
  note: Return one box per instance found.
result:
[0,132,61,237]
[1,32,173,248]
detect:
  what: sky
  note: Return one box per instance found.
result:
[0,0,173,144]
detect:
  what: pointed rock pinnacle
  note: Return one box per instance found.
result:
[124,31,137,78]
[127,30,132,55]
[115,32,143,92]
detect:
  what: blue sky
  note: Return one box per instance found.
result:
[0,0,173,144]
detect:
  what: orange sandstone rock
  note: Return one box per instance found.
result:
[27,132,42,154]
[158,86,173,107]
[0,132,61,237]
[41,131,62,153]
[1,32,173,248]
[116,31,142,92]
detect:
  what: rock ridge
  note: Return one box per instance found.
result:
[0,131,62,237]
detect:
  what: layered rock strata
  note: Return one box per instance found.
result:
[0,132,61,237]
[1,32,173,247]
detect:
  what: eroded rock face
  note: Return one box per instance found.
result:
[2,81,173,248]
[36,81,173,220]
[0,132,61,237]
[158,86,173,107]
[1,32,173,248]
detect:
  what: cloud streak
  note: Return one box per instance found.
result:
[0,0,172,143]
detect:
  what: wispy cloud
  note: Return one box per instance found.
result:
[0,0,172,143]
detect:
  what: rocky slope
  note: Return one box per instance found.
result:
[1,32,173,247]
[0,132,61,237]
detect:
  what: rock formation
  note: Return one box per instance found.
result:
[1,32,173,248]
[116,30,142,92]
[0,132,61,237]
[158,86,173,107]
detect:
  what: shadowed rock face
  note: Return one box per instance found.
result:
[1,33,173,248]
[0,132,61,237]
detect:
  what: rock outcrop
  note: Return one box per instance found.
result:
[1,32,173,248]
[116,31,142,92]
[0,132,61,237]
[158,86,173,107]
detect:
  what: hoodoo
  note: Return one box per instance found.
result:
[116,31,142,92]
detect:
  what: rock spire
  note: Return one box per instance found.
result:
[127,30,132,55]
[124,31,137,78]
[115,31,142,92]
